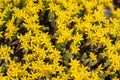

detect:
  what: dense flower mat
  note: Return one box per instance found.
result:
[0,0,120,80]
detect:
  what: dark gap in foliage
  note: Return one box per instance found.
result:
[4,11,13,21]
[113,0,120,9]
[91,45,106,54]
[38,9,57,36]
[33,0,39,4]
[81,33,88,45]
[4,39,26,63]
[67,22,76,29]
[105,75,111,80]
[91,55,105,70]
[10,49,24,62]
[79,44,91,54]
[15,18,28,35]
[43,57,51,64]
[58,60,70,68]
[26,67,31,75]
[50,38,57,46]
[65,40,73,50]
[72,28,77,36]
[105,72,119,80]
[50,71,59,78]
[109,35,117,45]
[17,26,27,35]
[0,22,7,32]
[0,59,4,66]
[13,0,26,9]
[0,38,5,45]
[39,10,53,34]
[116,70,120,78]
[73,54,82,61]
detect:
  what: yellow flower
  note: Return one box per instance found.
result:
[32,46,46,59]
[72,32,83,44]
[112,77,119,80]
[69,59,80,69]
[0,19,5,25]
[0,45,13,62]
[4,16,19,41]
[70,42,79,54]
[57,28,73,44]
[97,64,103,71]
[89,52,97,61]
[69,59,90,80]
[49,2,60,12]
[90,71,101,80]
[13,7,28,19]
[7,61,22,77]
[13,0,20,6]
[18,31,33,51]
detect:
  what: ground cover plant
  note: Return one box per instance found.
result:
[0,0,120,80]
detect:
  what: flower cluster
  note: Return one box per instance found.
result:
[0,0,120,79]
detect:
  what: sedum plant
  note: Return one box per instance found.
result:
[0,0,120,80]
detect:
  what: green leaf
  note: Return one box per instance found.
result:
[81,53,87,61]
[13,56,19,62]
[1,63,7,73]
